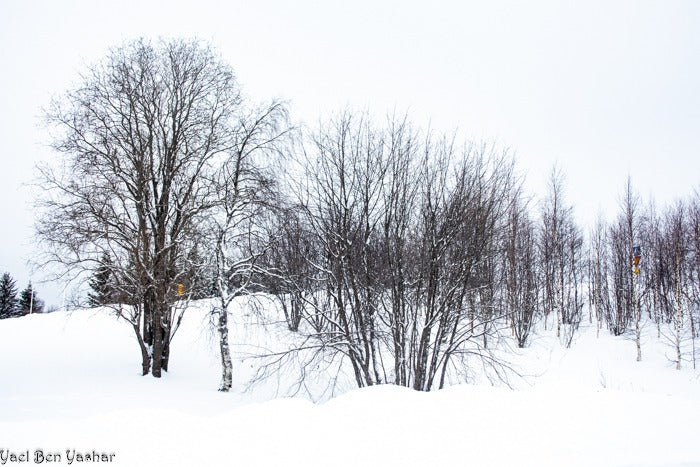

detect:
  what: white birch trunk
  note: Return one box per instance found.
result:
[634,272,642,362]
[217,304,233,391]
[674,264,683,370]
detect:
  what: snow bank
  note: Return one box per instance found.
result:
[0,305,698,466]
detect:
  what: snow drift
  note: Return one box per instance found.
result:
[0,302,699,466]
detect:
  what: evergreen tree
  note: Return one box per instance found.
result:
[88,253,114,306]
[0,272,19,318]
[18,282,44,315]
[183,244,214,300]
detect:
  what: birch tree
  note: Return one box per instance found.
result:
[206,101,288,391]
[607,178,644,359]
[539,167,584,347]
[588,217,607,337]
[285,113,517,390]
[504,193,538,348]
[650,202,692,369]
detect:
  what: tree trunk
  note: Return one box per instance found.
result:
[217,305,233,392]
[133,323,151,376]
[161,336,171,373]
[151,302,166,378]
[634,269,642,362]
[675,263,683,370]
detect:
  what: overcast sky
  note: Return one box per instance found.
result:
[1,0,698,308]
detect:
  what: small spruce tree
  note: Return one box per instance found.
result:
[0,272,19,318]
[88,253,114,306]
[18,282,44,315]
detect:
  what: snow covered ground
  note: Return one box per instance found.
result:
[1,300,698,466]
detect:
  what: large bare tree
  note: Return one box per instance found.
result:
[268,112,517,391]
[37,38,248,377]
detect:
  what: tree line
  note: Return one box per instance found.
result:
[35,37,700,391]
[0,272,44,318]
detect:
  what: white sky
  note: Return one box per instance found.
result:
[1,0,698,307]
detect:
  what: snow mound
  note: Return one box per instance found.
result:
[0,304,699,466]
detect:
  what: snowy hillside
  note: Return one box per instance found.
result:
[1,301,699,467]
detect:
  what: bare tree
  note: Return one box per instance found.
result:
[38,38,247,377]
[588,216,611,338]
[379,116,421,386]
[665,203,689,369]
[503,192,539,348]
[204,101,289,391]
[407,140,516,389]
[282,112,517,391]
[642,201,664,338]
[606,178,644,359]
[263,208,321,332]
[539,167,584,347]
[640,194,698,368]
[689,192,700,368]
[302,111,390,387]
